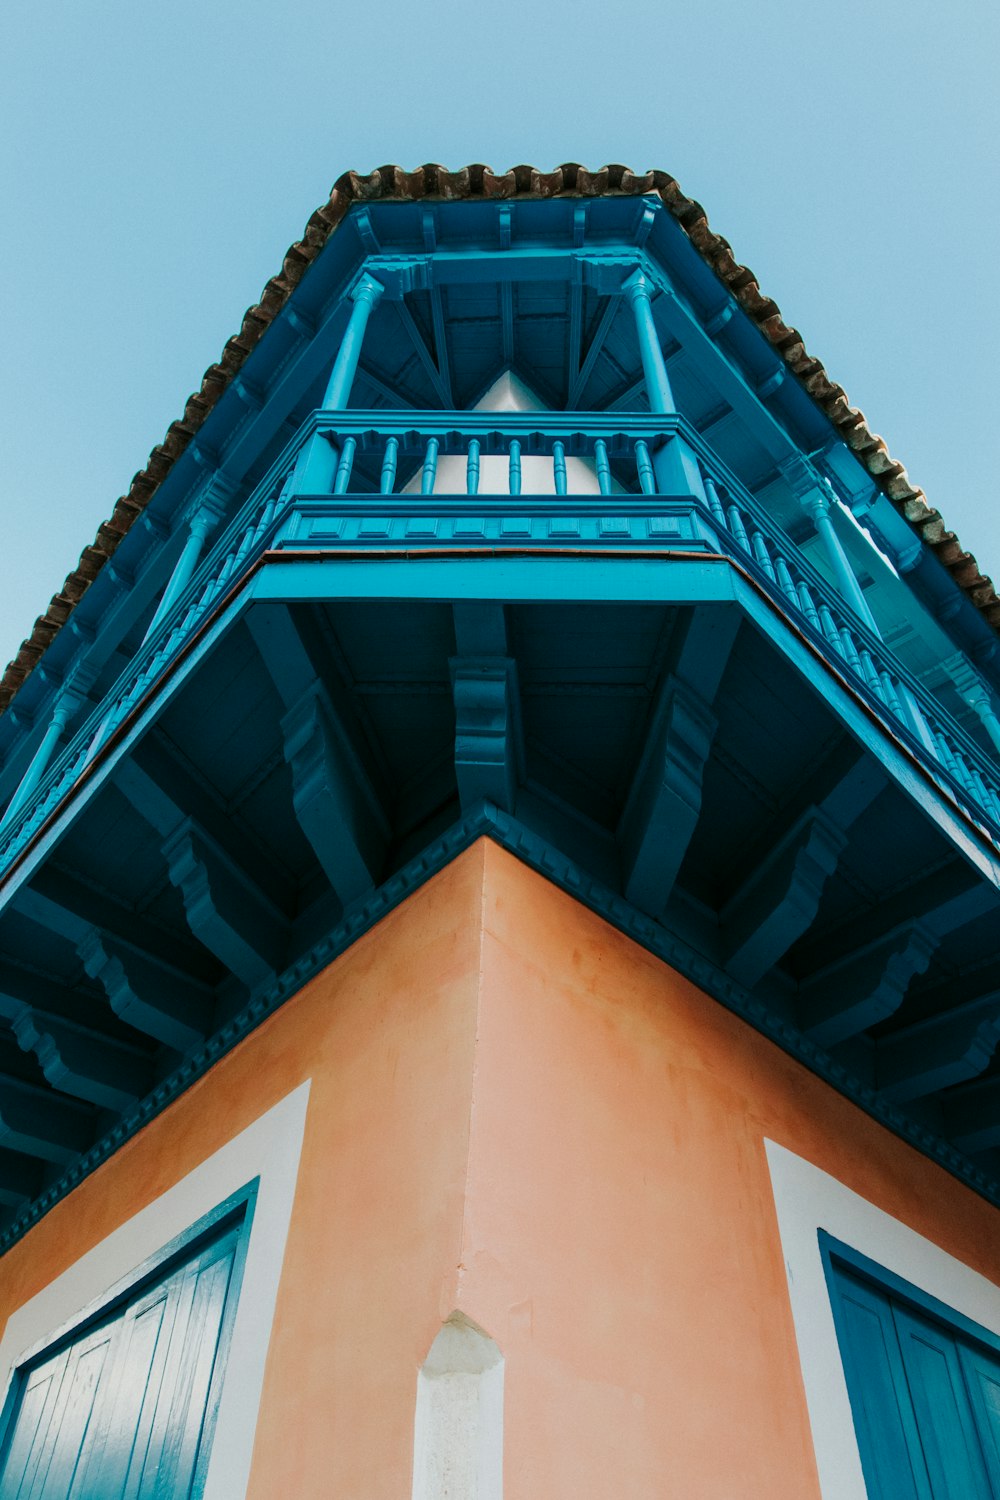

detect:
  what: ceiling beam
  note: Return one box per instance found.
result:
[10,1010,151,1113]
[568,298,619,408]
[721,747,885,988]
[798,924,938,1049]
[0,1076,94,1165]
[877,983,1000,1103]
[160,821,287,993]
[451,605,522,817]
[247,605,389,908]
[619,609,740,917]
[78,932,211,1053]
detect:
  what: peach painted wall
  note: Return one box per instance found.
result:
[455,842,1000,1500]
[0,847,486,1500]
[2,836,1000,1498]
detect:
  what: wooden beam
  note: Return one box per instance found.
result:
[723,809,847,988]
[568,298,619,408]
[795,861,1000,977]
[114,748,290,991]
[451,604,522,815]
[10,1010,152,1113]
[501,282,514,367]
[162,821,287,992]
[122,737,291,902]
[0,1146,41,1210]
[798,924,938,1049]
[943,1077,1000,1156]
[0,958,154,1112]
[395,301,451,407]
[722,746,887,986]
[280,683,389,904]
[0,1076,94,1164]
[619,609,739,916]
[877,982,1000,1102]
[247,605,388,906]
[567,280,583,402]
[618,676,717,917]
[356,360,418,410]
[16,865,205,974]
[77,932,211,1052]
[429,283,453,407]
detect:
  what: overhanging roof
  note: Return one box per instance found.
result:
[2,160,995,715]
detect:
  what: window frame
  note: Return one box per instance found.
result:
[820,1228,1000,1363]
[0,1179,257,1498]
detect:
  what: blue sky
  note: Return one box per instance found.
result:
[1,0,998,672]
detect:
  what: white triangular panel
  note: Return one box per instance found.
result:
[403,371,623,495]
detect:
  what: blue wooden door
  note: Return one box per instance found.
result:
[830,1258,1000,1499]
[0,1222,238,1499]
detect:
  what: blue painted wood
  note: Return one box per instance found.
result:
[333,437,357,496]
[379,436,399,496]
[831,1268,932,1499]
[160,823,286,993]
[76,933,210,1054]
[280,683,388,905]
[824,1241,1000,1499]
[878,991,1000,1103]
[10,1010,151,1114]
[508,440,521,498]
[894,1301,993,1496]
[466,440,480,497]
[421,438,439,496]
[800,925,938,1049]
[723,809,847,988]
[960,1342,1000,1490]
[0,1190,252,1499]
[0,1078,93,1166]
[618,674,717,917]
[552,441,567,497]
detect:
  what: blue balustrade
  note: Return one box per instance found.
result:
[2,406,1000,875]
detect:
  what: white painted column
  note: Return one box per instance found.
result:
[411,1314,504,1500]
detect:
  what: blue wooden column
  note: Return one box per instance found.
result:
[0,695,76,833]
[780,459,937,752]
[623,270,704,498]
[798,484,880,633]
[967,684,1000,758]
[292,272,385,495]
[143,489,230,642]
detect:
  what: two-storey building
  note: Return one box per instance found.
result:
[1,162,999,1498]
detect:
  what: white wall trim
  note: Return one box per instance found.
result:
[765,1138,1000,1500]
[0,1080,310,1500]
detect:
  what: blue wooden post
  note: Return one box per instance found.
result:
[799,486,938,752]
[623,270,704,498]
[801,489,880,633]
[143,503,223,643]
[292,272,385,494]
[0,696,75,833]
[966,685,1000,757]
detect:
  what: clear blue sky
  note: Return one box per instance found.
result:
[1,0,998,673]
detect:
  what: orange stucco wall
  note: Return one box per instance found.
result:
[3,837,1000,1496]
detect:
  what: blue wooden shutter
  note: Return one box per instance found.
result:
[827,1252,1000,1500]
[0,1221,239,1500]
[891,1301,992,1497]
[832,1269,932,1499]
[959,1342,1000,1492]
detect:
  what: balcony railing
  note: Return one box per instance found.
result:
[1,410,998,877]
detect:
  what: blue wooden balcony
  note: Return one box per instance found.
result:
[2,409,997,884]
